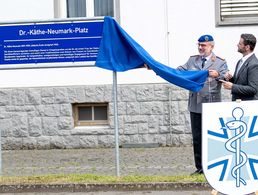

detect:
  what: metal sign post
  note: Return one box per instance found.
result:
[113,71,120,177]
[0,130,1,175]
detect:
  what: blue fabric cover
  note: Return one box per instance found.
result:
[95,16,208,92]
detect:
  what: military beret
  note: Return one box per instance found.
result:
[198,35,214,42]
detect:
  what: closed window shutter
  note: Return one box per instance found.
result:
[221,0,258,18]
[217,0,258,25]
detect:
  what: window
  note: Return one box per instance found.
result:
[66,0,115,17]
[73,103,109,126]
[215,0,258,26]
[67,0,86,17]
[94,0,114,17]
[54,0,120,21]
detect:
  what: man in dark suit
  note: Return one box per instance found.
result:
[223,34,258,101]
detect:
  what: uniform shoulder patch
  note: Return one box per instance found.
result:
[190,54,199,57]
[216,56,225,61]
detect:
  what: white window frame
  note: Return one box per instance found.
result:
[86,0,95,17]
[215,0,258,26]
[54,0,120,20]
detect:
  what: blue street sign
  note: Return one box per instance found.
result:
[0,19,103,69]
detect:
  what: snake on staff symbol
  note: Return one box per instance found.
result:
[225,107,247,187]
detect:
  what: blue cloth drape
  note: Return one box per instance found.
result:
[95,16,208,92]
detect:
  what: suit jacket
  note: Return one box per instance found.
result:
[230,54,258,101]
[177,53,228,113]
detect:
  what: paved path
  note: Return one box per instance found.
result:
[0,147,216,194]
[2,147,196,176]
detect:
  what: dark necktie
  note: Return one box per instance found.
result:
[201,58,207,68]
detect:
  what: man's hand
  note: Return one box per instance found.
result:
[143,63,151,70]
[224,71,233,81]
[221,80,233,90]
[208,69,219,78]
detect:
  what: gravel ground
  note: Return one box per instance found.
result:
[2,147,195,176]
[0,147,213,194]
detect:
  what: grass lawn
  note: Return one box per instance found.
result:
[0,174,206,184]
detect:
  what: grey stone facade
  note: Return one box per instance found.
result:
[0,83,231,149]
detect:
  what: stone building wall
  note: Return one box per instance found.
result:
[0,83,231,149]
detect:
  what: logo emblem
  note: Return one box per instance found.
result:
[203,101,258,195]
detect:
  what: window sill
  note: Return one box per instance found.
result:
[71,125,111,135]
